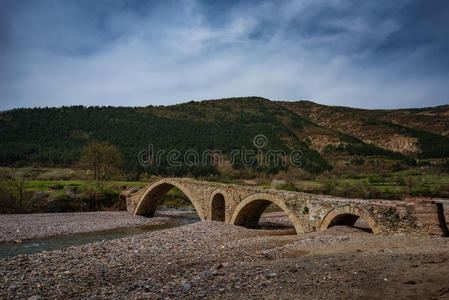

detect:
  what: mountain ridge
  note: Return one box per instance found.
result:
[279,100,449,158]
[1,97,448,177]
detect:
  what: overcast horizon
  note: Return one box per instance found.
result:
[1,96,449,112]
[1,0,449,111]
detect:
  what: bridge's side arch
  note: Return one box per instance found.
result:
[133,179,205,220]
[209,189,227,222]
[230,193,304,234]
[319,205,382,234]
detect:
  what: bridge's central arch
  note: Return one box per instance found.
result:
[230,193,304,234]
[133,180,202,218]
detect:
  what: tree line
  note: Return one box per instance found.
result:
[1,97,447,178]
[0,101,330,177]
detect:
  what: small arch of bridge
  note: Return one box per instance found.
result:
[319,205,382,234]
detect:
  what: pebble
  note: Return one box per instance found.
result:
[0,212,169,242]
[0,216,447,299]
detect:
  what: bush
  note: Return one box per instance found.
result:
[78,185,118,210]
[323,181,337,194]
[392,175,406,186]
[351,158,365,166]
[417,160,432,167]
[368,175,388,185]
[0,185,18,213]
[392,162,405,172]
[441,160,449,172]
[303,206,309,214]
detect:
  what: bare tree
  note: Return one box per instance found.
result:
[0,168,27,207]
[78,141,123,189]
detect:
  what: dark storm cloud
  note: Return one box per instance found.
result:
[372,0,449,73]
[0,0,448,110]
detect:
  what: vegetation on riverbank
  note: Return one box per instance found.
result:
[0,167,196,214]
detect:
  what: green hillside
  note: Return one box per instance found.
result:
[0,97,330,176]
[1,97,447,178]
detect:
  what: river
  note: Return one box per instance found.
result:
[0,213,200,258]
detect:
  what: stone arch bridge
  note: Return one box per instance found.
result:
[125,178,449,236]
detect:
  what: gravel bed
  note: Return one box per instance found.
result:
[258,211,296,230]
[1,221,448,299]
[0,212,168,242]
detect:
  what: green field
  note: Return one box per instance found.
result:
[290,170,449,199]
[23,180,147,192]
[0,175,195,214]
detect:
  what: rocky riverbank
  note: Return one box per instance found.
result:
[1,219,448,299]
[0,212,169,242]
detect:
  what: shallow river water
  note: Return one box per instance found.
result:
[0,213,200,258]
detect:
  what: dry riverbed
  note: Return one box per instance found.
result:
[1,214,449,299]
[0,212,169,242]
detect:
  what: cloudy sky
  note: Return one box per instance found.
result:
[1,0,448,110]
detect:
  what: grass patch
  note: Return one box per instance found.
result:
[23,180,148,192]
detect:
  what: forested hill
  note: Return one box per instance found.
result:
[0,97,448,178]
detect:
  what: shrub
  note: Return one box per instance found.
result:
[0,184,17,213]
[303,205,309,214]
[392,162,405,172]
[323,181,337,194]
[441,160,449,172]
[351,158,365,166]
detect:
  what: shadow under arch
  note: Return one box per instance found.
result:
[133,179,204,219]
[319,205,382,234]
[209,189,226,222]
[230,193,304,234]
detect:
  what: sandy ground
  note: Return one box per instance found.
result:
[0,213,448,299]
[0,212,169,242]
